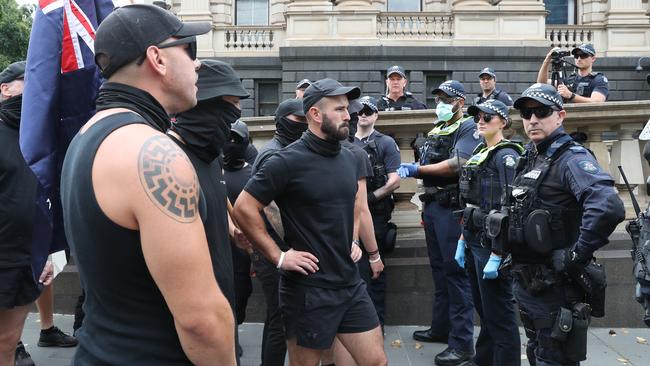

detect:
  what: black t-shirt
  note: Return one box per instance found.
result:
[244,135,361,288]
[0,122,38,268]
[224,164,253,204]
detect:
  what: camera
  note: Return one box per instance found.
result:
[551,50,571,67]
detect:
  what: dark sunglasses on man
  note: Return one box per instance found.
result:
[519,105,560,120]
[434,96,458,105]
[473,113,497,123]
[359,107,376,117]
[573,52,591,60]
[136,36,197,65]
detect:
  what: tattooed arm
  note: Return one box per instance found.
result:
[263,201,285,240]
[92,125,236,366]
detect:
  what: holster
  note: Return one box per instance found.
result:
[585,260,607,318]
[513,264,556,295]
[565,303,590,361]
[524,209,554,255]
[485,210,509,255]
[550,307,573,342]
[383,222,397,254]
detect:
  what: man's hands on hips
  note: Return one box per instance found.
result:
[279,248,319,275]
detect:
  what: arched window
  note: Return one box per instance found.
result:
[236,0,269,25]
[387,0,421,12]
[545,0,576,25]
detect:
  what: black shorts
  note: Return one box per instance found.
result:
[0,266,41,309]
[279,278,379,349]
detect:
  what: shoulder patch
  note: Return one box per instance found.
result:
[503,154,517,167]
[569,146,587,153]
[602,76,608,83]
[577,160,599,174]
[473,129,480,140]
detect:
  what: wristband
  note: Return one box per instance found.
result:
[369,255,382,264]
[367,249,379,256]
[276,251,286,269]
[352,239,360,246]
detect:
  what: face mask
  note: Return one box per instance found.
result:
[276,115,308,145]
[0,95,23,129]
[435,102,454,122]
[174,98,242,163]
[223,140,248,170]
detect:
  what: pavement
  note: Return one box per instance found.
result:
[20,313,650,366]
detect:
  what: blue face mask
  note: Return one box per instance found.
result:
[436,102,455,122]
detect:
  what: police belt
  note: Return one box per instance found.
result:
[419,185,459,208]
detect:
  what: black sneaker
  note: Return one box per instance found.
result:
[15,341,35,366]
[434,347,475,366]
[38,326,78,347]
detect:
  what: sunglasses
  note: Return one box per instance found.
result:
[573,53,591,59]
[359,107,376,116]
[136,36,197,66]
[519,106,560,120]
[473,113,497,123]
[434,96,458,105]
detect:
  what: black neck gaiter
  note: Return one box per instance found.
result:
[348,112,358,142]
[301,130,341,157]
[223,141,247,170]
[275,116,308,147]
[174,98,241,163]
[0,95,23,129]
[96,82,170,132]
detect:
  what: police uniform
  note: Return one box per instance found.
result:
[413,80,480,362]
[377,91,427,111]
[565,72,609,100]
[474,88,513,106]
[460,100,522,366]
[501,84,624,365]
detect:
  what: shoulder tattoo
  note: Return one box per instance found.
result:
[138,135,200,223]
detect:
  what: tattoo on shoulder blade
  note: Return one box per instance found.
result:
[138,136,200,223]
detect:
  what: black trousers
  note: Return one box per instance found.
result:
[252,252,286,365]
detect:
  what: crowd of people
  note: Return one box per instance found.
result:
[0,3,627,366]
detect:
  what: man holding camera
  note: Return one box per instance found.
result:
[536,43,609,103]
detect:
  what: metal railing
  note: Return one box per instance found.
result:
[377,12,453,40]
[546,25,600,48]
[219,25,285,51]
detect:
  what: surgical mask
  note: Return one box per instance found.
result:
[436,102,454,122]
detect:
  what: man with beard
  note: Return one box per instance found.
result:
[60,5,235,365]
[169,58,250,362]
[0,61,55,366]
[234,79,387,366]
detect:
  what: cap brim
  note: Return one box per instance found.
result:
[325,86,361,100]
[571,47,595,56]
[387,71,406,78]
[348,99,363,114]
[176,21,212,37]
[479,72,495,78]
[296,82,310,89]
[513,96,555,109]
[292,108,305,117]
[197,82,250,101]
[432,88,455,97]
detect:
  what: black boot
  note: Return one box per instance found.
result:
[412,328,448,343]
[434,347,475,366]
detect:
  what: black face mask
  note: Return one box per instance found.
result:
[348,112,359,142]
[223,140,248,170]
[275,115,308,147]
[174,99,241,163]
[0,95,23,129]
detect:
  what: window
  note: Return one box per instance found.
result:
[425,73,448,109]
[236,0,269,25]
[545,0,576,25]
[256,81,280,117]
[387,0,421,12]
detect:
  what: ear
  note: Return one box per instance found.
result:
[0,83,8,99]
[308,106,322,124]
[557,109,566,125]
[143,45,166,76]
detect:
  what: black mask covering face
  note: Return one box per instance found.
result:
[0,95,23,129]
[223,139,248,170]
[275,115,308,147]
[174,98,241,163]
[348,112,359,142]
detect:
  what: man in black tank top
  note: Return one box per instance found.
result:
[60,5,235,365]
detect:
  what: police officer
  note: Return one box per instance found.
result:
[399,80,480,366]
[296,78,311,99]
[474,67,513,106]
[377,65,427,111]
[353,96,401,326]
[455,99,522,366]
[504,83,624,365]
[537,43,608,103]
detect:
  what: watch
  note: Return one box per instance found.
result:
[568,92,576,101]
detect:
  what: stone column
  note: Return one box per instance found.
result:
[577,125,611,174]
[604,0,650,56]
[270,0,290,25]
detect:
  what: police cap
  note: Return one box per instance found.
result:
[386,65,406,78]
[359,96,379,113]
[94,4,211,78]
[275,98,305,119]
[468,99,509,120]
[196,59,249,101]
[302,78,361,115]
[432,80,466,99]
[571,43,596,57]
[478,67,496,79]
[0,61,26,84]
[296,78,311,90]
[514,83,563,110]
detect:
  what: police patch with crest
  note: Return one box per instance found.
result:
[577,160,598,174]
[503,155,516,168]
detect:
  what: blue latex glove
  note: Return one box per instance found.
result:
[454,239,466,268]
[483,254,502,279]
[398,163,418,178]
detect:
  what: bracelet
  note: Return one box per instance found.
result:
[369,255,382,264]
[352,239,360,246]
[276,251,286,270]
[367,249,379,256]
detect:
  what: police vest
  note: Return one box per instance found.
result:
[362,134,389,192]
[459,140,524,211]
[419,117,469,166]
[507,134,583,263]
[566,72,603,98]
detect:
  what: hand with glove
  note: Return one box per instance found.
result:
[551,248,588,274]
[482,254,502,279]
[454,239,466,268]
[398,162,418,178]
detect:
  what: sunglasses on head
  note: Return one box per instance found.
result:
[359,107,376,116]
[473,113,497,123]
[136,36,197,66]
[574,53,591,59]
[519,105,560,120]
[434,96,458,105]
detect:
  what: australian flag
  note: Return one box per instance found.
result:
[20,0,115,279]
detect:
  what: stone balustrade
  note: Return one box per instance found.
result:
[377,12,454,40]
[213,25,285,54]
[545,25,599,49]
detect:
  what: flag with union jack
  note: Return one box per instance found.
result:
[20,0,115,277]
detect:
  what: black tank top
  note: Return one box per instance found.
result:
[61,112,191,365]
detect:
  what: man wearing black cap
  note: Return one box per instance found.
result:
[60,5,236,365]
[536,43,608,103]
[234,78,387,365]
[399,80,479,366]
[474,67,513,106]
[296,79,311,99]
[377,65,426,111]
[502,83,623,365]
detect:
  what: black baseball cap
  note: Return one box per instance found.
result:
[571,43,596,57]
[0,61,26,84]
[386,65,406,78]
[514,83,564,110]
[296,79,311,90]
[231,119,249,140]
[275,98,305,119]
[302,78,361,115]
[479,67,496,79]
[94,4,211,78]
[196,59,249,101]
[468,99,509,120]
